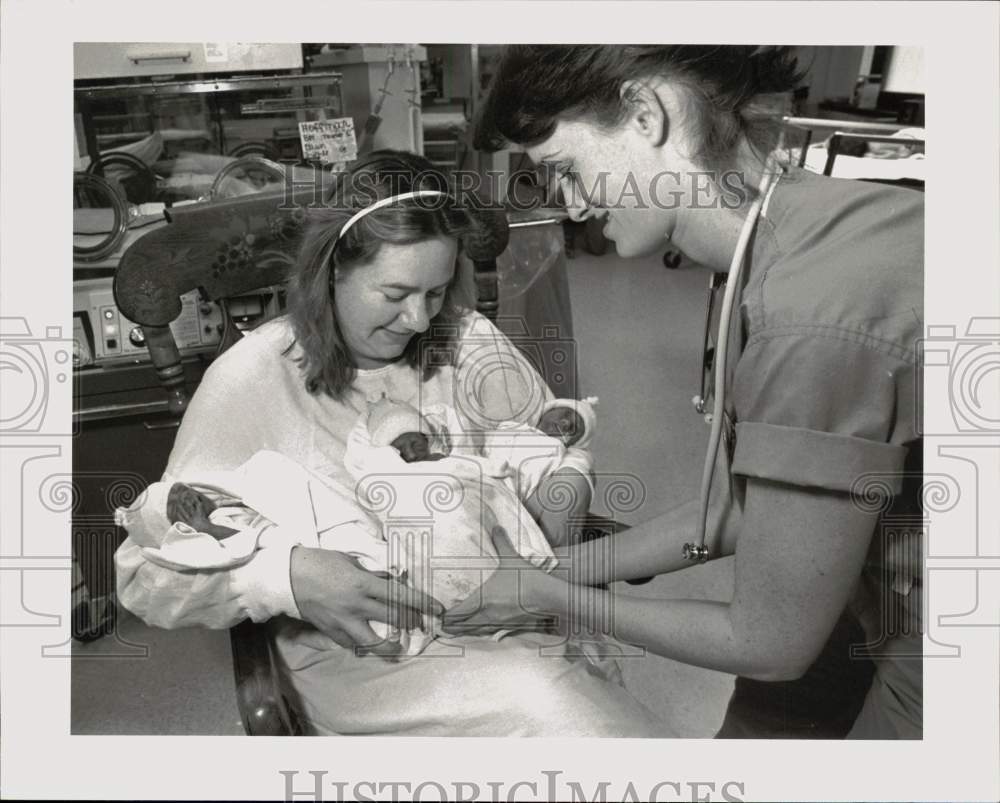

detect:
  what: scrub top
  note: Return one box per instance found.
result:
[719,167,924,738]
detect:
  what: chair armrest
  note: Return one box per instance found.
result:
[230,619,302,736]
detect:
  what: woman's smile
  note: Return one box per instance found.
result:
[334,238,457,369]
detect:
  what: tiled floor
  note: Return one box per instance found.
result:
[72,248,736,736]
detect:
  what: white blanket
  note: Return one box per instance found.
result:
[344,404,558,614]
[116,449,435,654]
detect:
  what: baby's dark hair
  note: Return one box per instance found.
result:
[475,45,805,180]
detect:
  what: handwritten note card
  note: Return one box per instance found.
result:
[298,118,358,165]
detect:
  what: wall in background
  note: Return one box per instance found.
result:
[883,46,925,94]
[792,46,867,111]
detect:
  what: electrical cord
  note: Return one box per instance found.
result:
[72,217,164,236]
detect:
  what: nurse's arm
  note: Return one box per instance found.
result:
[561,496,739,585]
[535,477,876,681]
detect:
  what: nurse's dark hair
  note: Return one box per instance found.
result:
[475,45,804,179]
[287,150,476,399]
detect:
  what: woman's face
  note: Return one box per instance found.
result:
[525,87,707,259]
[334,237,457,369]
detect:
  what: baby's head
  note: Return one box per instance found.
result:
[537,406,585,446]
[537,396,598,448]
[367,395,445,462]
[114,480,172,546]
[390,431,435,463]
[165,482,216,525]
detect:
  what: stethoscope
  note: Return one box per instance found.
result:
[683,162,783,563]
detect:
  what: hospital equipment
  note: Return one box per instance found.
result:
[782,116,926,184]
[74,70,345,207]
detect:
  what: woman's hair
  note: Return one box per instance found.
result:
[475,45,805,178]
[286,150,476,399]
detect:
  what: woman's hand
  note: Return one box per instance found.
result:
[440,527,563,636]
[290,546,444,659]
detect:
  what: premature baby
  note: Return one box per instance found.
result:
[535,402,589,447]
[166,481,240,540]
[345,396,565,615]
[115,450,435,655]
[478,395,598,508]
[360,394,599,537]
[387,399,589,463]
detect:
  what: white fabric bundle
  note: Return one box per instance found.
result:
[345,402,558,618]
[115,450,434,655]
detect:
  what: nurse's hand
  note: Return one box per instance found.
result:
[290,546,444,659]
[440,526,563,636]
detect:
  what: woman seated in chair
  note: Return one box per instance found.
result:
[114,150,672,737]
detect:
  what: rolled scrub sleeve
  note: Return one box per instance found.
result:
[726,326,924,739]
[730,327,917,499]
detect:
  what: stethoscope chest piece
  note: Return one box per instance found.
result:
[682,542,711,562]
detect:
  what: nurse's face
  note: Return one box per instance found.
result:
[525,90,706,259]
[333,237,457,369]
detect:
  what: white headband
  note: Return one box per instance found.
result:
[337,190,450,242]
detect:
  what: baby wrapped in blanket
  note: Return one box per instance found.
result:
[480,396,598,516]
[114,449,438,655]
[343,396,559,617]
[359,394,599,543]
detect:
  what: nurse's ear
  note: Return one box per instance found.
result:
[620,79,676,148]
